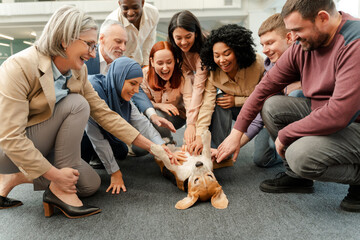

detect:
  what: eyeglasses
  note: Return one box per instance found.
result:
[78,38,98,53]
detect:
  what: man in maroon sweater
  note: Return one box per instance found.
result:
[217,0,360,212]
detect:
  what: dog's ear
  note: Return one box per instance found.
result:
[211,186,228,209]
[175,192,199,210]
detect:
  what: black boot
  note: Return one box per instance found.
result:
[340,185,360,212]
[260,172,314,193]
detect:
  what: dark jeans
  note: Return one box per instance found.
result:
[81,129,128,162]
[209,94,241,148]
[153,109,186,142]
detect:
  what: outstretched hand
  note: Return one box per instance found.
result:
[210,148,218,162]
[161,145,178,165]
[155,103,179,116]
[216,129,243,162]
[188,135,203,156]
[172,151,188,165]
[106,170,126,194]
[184,124,196,148]
[150,114,176,133]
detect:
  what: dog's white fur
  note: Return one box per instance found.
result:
[151,130,228,209]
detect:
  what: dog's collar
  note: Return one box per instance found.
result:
[184,178,189,192]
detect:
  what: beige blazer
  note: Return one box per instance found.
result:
[0,46,139,180]
[196,54,265,136]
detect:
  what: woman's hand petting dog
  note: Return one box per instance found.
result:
[210,148,218,162]
[106,170,127,194]
[172,151,188,165]
[162,145,187,165]
[188,135,203,156]
[184,124,196,148]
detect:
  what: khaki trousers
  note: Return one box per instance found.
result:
[0,94,100,197]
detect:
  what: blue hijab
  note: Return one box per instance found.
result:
[89,57,143,123]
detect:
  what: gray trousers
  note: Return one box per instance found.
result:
[0,94,100,197]
[262,95,360,185]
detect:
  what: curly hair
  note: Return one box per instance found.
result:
[200,24,256,71]
[147,41,182,91]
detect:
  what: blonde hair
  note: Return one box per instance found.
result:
[258,13,288,38]
[36,5,98,58]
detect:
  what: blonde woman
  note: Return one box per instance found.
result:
[0,6,173,218]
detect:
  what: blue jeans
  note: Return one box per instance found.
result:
[253,128,282,167]
[261,95,360,184]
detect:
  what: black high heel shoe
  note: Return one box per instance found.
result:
[0,195,23,209]
[43,188,101,219]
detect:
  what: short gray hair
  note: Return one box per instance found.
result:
[36,5,98,58]
[99,19,124,35]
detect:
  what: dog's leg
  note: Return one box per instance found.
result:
[150,144,172,169]
[201,130,211,159]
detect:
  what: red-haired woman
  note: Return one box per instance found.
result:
[141,41,192,143]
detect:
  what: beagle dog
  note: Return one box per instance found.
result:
[151,130,228,210]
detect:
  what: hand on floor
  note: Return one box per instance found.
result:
[107,170,127,194]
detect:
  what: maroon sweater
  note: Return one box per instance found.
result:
[234,12,360,146]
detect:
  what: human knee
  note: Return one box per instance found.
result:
[254,155,277,168]
[286,140,325,179]
[253,156,270,167]
[67,94,90,118]
[77,171,101,197]
[262,96,284,119]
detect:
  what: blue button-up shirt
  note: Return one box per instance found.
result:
[51,61,72,103]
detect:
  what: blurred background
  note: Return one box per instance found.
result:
[0,0,358,65]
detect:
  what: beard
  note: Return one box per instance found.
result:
[104,47,123,61]
[298,26,330,51]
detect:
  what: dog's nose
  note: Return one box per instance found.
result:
[195,161,203,168]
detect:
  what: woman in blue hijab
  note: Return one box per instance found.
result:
[84,57,173,194]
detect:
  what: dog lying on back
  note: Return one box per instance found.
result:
[151,130,228,210]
